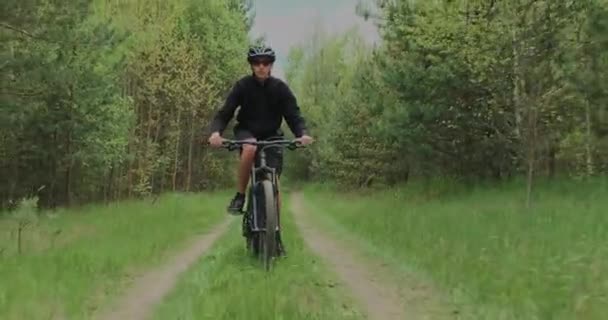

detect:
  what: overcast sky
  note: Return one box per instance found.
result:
[249,0,379,79]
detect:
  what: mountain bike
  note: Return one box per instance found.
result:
[221,138,302,270]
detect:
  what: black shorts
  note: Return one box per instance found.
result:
[233,127,284,176]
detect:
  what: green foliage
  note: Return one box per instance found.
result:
[3,0,607,206]
[287,0,608,188]
[285,28,404,187]
[1,0,252,208]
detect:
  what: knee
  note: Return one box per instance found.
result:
[241,141,257,159]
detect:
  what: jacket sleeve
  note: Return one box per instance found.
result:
[280,82,308,138]
[208,81,242,135]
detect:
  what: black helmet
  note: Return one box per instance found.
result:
[247,45,276,63]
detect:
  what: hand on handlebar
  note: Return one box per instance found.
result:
[208,132,224,148]
[296,135,314,146]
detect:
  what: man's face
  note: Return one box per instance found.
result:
[250,58,272,80]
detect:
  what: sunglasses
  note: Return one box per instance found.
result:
[251,60,272,66]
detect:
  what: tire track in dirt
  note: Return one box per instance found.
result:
[95,217,232,320]
[291,192,457,320]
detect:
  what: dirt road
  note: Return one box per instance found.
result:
[291,192,456,320]
[95,217,232,320]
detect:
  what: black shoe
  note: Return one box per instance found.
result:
[227,192,245,215]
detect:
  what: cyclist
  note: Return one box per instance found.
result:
[207,45,314,214]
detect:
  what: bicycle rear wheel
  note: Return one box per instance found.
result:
[261,179,277,271]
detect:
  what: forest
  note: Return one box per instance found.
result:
[2,0,254,209]
[286,0,607,197]
[2,0,607,208]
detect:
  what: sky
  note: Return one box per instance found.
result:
[248,0,380,79]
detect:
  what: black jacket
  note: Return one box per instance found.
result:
[209,75,308,138]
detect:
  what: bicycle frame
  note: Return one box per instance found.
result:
[221,139,300,232]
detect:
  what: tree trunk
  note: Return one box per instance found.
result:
[64,87,74,206]
[512,27,523,140]
[512,27,533,208]
[64,128,72,206]
[153,106,163,193]
[127,143,133,198]
[8,158,19,205]
[144,101,154,192]
[49,130,58,208]
[585,100,594,176]
[117,163,124,200]
[106,165,114,203]
[585,43,598,178]
[172,109,182,191]
[186,110,196,191]
[548,143,556,178]
[525,99,537,209]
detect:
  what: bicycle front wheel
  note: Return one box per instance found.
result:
[261,179,277,271]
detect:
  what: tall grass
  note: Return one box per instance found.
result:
[304,178,608,319]
[152,198,365,320]
[0,192,226,320]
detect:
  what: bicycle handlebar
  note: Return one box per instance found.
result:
[220,139,303,151]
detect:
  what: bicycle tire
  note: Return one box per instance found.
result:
[244,189,256,255]
[261,179,277,271]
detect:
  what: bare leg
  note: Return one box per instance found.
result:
[238,139,257,193]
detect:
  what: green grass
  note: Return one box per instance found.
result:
[0,192,226,320]
[151,197,365,320]
[303,178,608,320]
